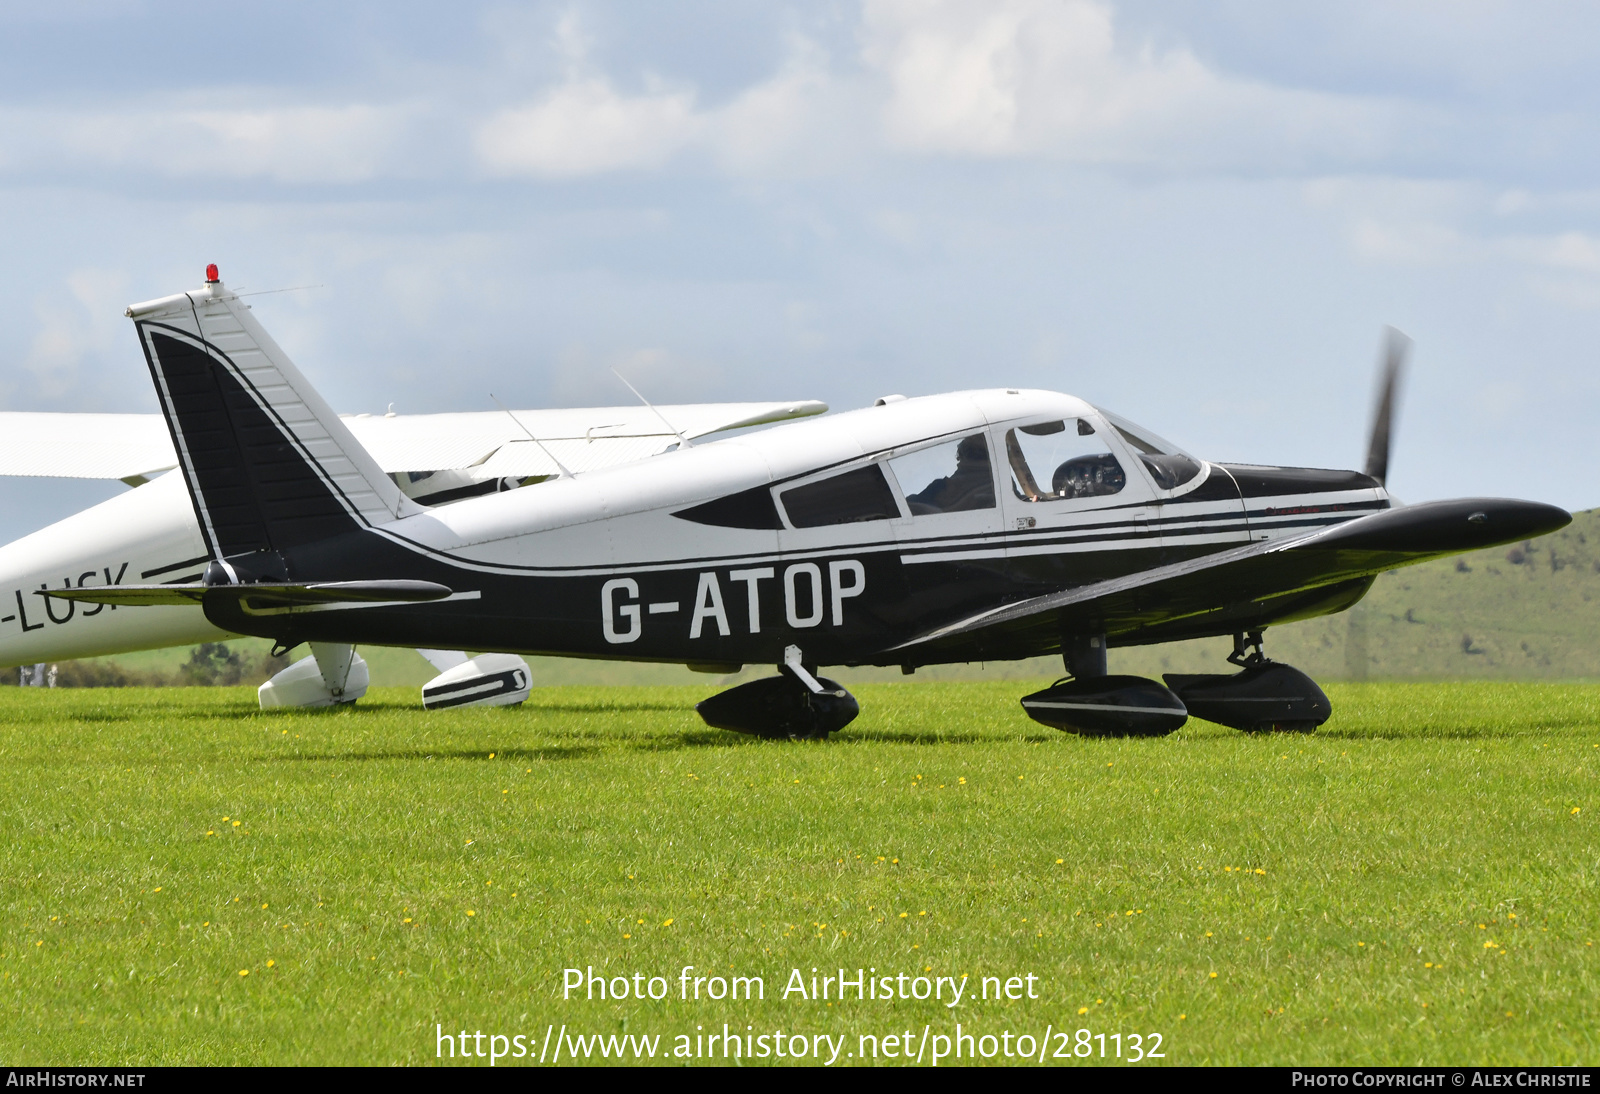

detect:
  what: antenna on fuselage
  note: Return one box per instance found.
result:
[490,394,575,479]
[610,368,693,450]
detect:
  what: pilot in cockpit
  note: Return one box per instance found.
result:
[905,434,996,514]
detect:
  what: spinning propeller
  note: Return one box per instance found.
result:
[1363,325,1411,488]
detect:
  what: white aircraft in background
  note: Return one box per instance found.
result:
[0,275,825,708]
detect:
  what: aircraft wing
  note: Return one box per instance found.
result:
[343,401,826,477]
[0,401,826,481]
[0,412,178,484]
[887,497,1570,661]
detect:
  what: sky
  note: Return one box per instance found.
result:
[2,0,1599,541]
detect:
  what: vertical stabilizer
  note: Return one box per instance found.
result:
[125,271,419,562]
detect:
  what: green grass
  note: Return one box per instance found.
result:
[2,681,1597,1066]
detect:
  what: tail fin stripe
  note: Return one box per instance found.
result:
[140,323,369,557]
[127,280,418,562]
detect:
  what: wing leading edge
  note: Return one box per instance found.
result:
[888,497,1571,662]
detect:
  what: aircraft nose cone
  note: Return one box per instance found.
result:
[1462,499,1572,541]
[1332,497,1571,553]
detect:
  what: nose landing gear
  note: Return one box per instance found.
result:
[1163,631,1331,733]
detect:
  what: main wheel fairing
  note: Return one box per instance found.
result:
[1020,675,1187,737]
[696,674,859,739]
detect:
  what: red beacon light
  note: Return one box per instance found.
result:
[205,263,220,284]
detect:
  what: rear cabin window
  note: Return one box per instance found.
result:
[1004,419,1126,502]
[888,433,996,515]
[779,465,901,528]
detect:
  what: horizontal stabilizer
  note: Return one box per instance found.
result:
[47,579,452,609]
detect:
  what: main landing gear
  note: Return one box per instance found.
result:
[1020,631,1332,737]
[695,645,860,740]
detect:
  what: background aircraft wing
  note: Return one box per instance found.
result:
[344,400,826,477]
[0,412,177,484]
[0,400,826,482]
[888,497,1570,662]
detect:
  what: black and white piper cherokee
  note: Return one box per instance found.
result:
[48,269,1570,738]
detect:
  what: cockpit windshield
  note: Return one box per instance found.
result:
[1096,409,1204,491]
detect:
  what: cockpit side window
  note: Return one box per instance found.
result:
[1004,419,1125,502]
[779,465,901,528]
[887,433,996,515]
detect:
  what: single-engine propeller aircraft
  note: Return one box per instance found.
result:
[49,268,1569,737]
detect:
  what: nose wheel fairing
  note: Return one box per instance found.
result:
[1163,662,1330,733]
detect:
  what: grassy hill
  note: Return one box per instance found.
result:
[11,508,1599,689]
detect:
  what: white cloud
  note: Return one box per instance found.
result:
[0,3,1509,186]
[1303,176,1600,310]
[475,22,858,179]
[0,102,416,184]
[474,8,702,178]
[477,78,702,177]
[1500,231,1600,275]
[860,0,1407,170]
[21,268,128,400]
[708,41,867,175]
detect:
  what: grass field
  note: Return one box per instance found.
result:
[2,680,1597,1067]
